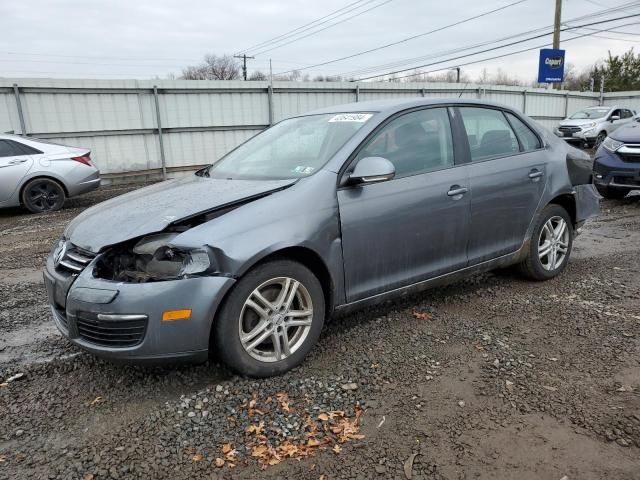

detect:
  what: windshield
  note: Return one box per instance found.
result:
[569,108,609,119]
[206,113,373,180]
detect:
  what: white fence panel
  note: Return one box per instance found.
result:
[0,78,637,182]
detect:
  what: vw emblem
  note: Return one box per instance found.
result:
[54,241,67,268]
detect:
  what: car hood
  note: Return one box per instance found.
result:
[559,118,604,127]
[65,175,296,252]
[610,122,640,142]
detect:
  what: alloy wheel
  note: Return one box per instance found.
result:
[238,277,314,363]
[595,132,606,148]
[538,216,570,271]
[26,180,63,211]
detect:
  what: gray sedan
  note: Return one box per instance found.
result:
[44,98,599,377]
[0,134,100,213]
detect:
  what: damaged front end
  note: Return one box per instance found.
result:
[94,232,217,283]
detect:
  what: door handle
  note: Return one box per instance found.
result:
[447,186,468,197]
[528,169,544,179]
[8,159,28,165]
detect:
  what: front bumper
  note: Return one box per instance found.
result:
[554,128,598,143]
[593,148,640,191]
[44,254,235,363]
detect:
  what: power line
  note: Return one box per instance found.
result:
[275,0,640,76]
[235,0,376,55]
[251,0,395,56]
[352,13,640,80]
[274,0,530,75]
[338,12,640,79]
[375,20,640,81]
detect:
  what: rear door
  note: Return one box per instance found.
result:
[337,107,470,302]
[0,139,34,203]
[457,107,548,264]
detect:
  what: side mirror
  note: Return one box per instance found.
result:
[610,115,620,122]
[349,156,395,184]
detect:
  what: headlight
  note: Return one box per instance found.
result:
[95,233,214,282]
[582,122,596,129]
[602,137,624,152]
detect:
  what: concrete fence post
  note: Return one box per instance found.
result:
[12,84,27,136]
[267,85,274,126]
[522,90,527,114]
[152,85,167,180]
[355,84,360,102]
[564,92,569,118]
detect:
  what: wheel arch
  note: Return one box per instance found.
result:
[548,193,577,226]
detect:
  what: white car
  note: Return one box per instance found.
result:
[555,105,636,148]
[0,134,100,213]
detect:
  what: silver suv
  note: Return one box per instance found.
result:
[555,105,636,148]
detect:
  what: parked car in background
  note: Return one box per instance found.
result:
[0,134,100,213]
[593,116,640,198]
[44,98,599,377]
[555,105,636,148]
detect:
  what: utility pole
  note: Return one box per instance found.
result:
[552,0,562,89]
[234,54,254,81]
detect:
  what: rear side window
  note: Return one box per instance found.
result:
[459,107,519,161]
[505,112,541,151]
[0,140,23,157]
[355,107,454,178]
[9,140,41,155]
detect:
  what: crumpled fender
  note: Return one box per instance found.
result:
[573,183,600,223]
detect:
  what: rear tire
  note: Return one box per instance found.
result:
[213,259,325,377]
[21,178,66,213]
[518,205,573,281]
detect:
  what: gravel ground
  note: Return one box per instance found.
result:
[0,183,639,480]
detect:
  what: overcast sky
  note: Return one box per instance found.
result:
[0,0,638,83]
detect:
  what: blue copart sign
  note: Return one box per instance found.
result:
[538,48,565,83]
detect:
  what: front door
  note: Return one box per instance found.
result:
[0,139,33,203]
[337,107,470,303]
[457,107,548,264]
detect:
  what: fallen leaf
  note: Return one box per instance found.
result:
[191,453,203,462]
[222,443,233,455]
[214,458,225,467]
[0,383,8,388]
[318,413,329,421]
[275,392,291,413]
[89,396,104,406]
[246,421,265,435]
[333,444,342,454]
[404,453,419,479]
[82,474,94,480]
[413,311,433,321]
[543,385,558,392]
[0,455,6,463]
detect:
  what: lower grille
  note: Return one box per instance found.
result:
[613,176,640,187]
[619,153,640,163]
[76,312,147,347]
[559,126,581,134]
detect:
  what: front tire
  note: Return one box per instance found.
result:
[213,259,325,377]
[21,178,66,213]
[518,205,573,281]
[594,131,607,149]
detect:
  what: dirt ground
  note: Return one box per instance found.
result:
[0,184,639,480]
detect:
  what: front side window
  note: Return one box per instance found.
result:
[207,113,373,180]
[354,107,454,179]
[505,113,541,151]
[459,107,519,161]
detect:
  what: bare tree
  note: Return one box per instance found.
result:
[248,70,267,81]
[181,54,240,80]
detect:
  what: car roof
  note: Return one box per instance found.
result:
[303,97,518,117]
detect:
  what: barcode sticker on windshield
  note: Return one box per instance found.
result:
[329,113,373,123]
